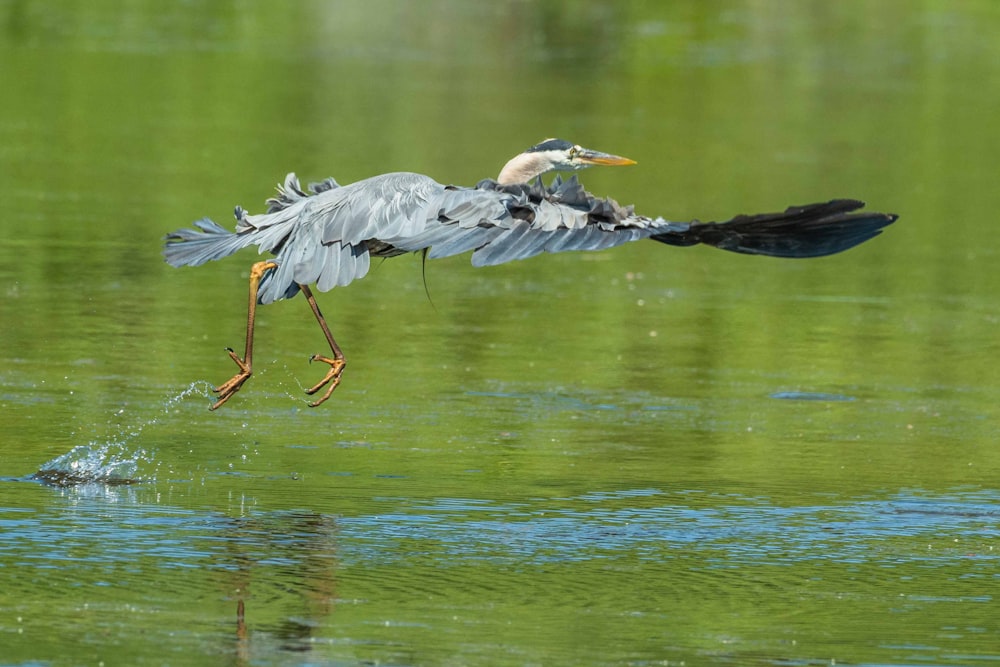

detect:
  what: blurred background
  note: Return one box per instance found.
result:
[1,1,998,665]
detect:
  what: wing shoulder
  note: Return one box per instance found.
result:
[466,176,658,266]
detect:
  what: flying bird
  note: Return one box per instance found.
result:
[164,138,897,409]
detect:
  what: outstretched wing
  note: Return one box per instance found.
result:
[165,171,669,303]
[380,174,664,267]
[241,172,453,302]
[170,169,890,305]
[254,172,660,301]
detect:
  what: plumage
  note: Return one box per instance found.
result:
[163,139,897,409]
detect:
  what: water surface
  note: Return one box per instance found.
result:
[1,1,999,665]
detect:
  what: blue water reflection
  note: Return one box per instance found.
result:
[2,475,997,664]
[4,485,995,571]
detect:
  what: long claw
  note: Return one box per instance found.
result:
[211,348,252,410]
[304,354,346,407]
[297,284,347,408]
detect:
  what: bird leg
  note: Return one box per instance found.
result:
[298,283,346,407]
[211,260,278,410]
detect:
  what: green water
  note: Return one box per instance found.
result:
[1,1,999,665]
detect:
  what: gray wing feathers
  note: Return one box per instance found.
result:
[470,222,650,267]
[459,175,659,264]
[469,223,538,266]
[166,173,435,301]
[393,224,498,260]
[256,235,370,304]
[379,187,512,258]
[534,198,589,231]
[318,178,433,245]
[384,176,655,266]
[163,218,258,267]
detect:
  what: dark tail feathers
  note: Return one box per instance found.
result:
[650,199,897,258]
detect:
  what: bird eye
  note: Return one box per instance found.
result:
[569,146,580,158]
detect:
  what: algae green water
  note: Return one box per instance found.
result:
[1,2,998,665]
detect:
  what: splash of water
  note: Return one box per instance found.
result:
[32,382,211,487]
[32,442,148,487]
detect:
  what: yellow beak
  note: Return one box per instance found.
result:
[577,149,638,167]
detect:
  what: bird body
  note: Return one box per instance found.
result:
[165,170,664,304]
[164,139,897,409]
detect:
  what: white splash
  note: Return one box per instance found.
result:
[33,382,210,487]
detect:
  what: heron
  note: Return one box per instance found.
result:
[164,138,897,410]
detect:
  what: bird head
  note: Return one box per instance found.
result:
[529,138,637,171]
[497,138,637,184]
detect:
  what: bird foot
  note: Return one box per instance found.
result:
[211,348,252,410]
[305,354,346,407]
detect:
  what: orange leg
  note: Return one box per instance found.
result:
[211,260,278,410]
[299,283,346,407]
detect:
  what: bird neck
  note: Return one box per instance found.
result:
[497,152,552,185]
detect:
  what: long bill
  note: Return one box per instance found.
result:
[576,149,637,167]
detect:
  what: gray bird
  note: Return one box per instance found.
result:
[164,138,896,409]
